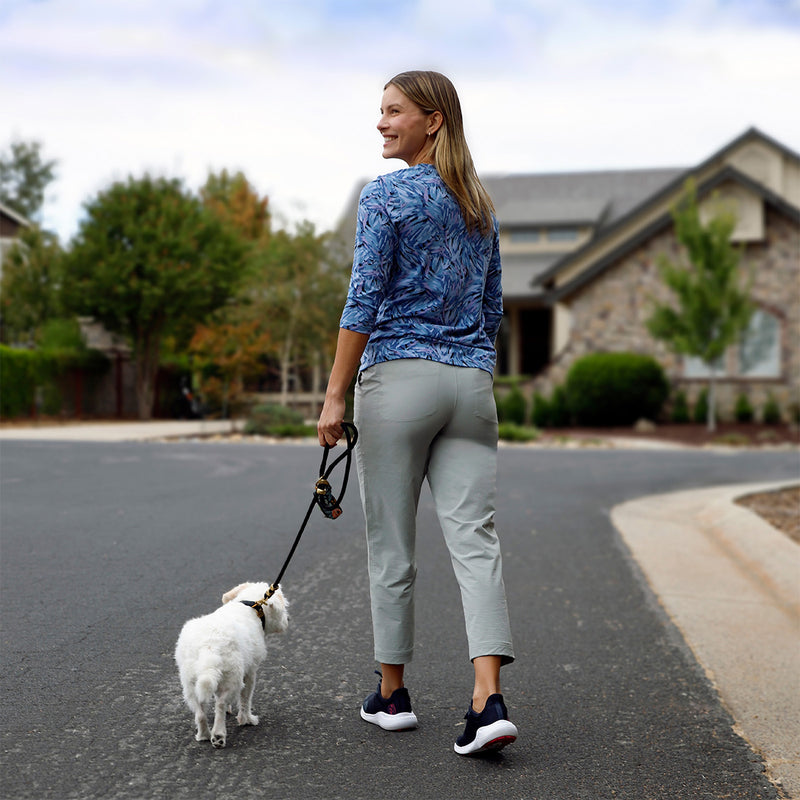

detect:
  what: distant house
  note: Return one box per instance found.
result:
[515,128,800,420]
[0,201,31,282]
[336,128,800,421]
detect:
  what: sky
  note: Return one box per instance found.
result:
[2,0,799,243]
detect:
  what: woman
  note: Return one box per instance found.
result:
[317,70,517,756]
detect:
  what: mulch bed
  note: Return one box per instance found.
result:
[542,422,800,448]
[541,424,799,545]
[736,486,800,545]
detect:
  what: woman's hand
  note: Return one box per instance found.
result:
[317,328,369,447]
[317,395,346,447]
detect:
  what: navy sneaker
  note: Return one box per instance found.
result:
[454,693,517,755]
[360,674,418,731]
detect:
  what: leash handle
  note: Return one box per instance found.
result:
[318,421,358,478]
[317,422,358,513]
[268,422,358,594]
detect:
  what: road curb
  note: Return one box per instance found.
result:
[612,480,800,799]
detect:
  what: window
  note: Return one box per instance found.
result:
[681,308,781,378]
[683,354,725,378]
[509,229,540,244]
[547,228,579,242]
[739,309,780,377]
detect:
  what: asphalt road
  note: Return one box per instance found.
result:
[1,440,797,800]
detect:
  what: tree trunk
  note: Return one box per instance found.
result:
[279,334,292,407]
[311,351,322,417]
[707,373,717,433]
[280,298,300,406]
[134,326,162,420]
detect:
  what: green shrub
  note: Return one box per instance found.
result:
[531,392,551,428]
[497,385,527,425]
[762,393,781,425]
[0,346,39,417]
[244,403,310,436]
[565,353,669,427]
[498,423,539,442]
[549,385,572,427]
[693,388,709,424]
[0,338,109,419]
[670,389,690,423]
[263,423,318,438]
[734,393,754,423]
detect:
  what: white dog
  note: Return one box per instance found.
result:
[175,582,289,748]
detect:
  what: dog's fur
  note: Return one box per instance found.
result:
[174,582,289,748]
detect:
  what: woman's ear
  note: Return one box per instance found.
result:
[428,110,443,135]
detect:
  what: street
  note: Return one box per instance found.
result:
[1,440,797,799]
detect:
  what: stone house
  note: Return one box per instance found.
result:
[338,127,799,421]
[508,128,799,421]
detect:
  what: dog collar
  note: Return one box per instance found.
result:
[240,600,266,630]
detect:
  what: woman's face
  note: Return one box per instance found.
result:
[377,84,435,166]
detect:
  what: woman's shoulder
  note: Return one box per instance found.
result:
[362,164,440,195]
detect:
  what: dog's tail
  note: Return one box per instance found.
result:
[195,667,222,704]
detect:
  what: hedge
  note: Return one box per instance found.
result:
[0,345,110,418]
[244,403,314,436]
[497,385,527,425]
[565,352,669,426]
[0,346,40,418]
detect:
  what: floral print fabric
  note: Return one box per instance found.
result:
[340,163,502,375]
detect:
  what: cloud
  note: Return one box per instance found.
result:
[1,0,798,242]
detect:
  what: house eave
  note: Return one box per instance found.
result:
[545,164,800,303]
[533,127,800,292]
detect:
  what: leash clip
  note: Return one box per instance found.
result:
[314,477,342,519]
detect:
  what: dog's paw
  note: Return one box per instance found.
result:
[195,730,210,743]
[237,712,259,727]
[211,734,226,748]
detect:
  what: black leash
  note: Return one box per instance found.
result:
[254,422,358,607]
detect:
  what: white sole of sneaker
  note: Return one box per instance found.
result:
[454,719,518,755]
[360,707,418,731]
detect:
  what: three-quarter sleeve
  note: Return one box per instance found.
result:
[483,224,503,344]
[339,180,397,334]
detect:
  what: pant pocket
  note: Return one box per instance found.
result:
[375,360,440,422]
[473,374,498,424]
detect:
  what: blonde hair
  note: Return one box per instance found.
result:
[386,70,495,236]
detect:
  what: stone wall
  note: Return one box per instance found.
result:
[532,206,800,422]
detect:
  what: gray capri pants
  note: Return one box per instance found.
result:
[353,358,514,666]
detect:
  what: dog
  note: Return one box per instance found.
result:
[174,582,289,748]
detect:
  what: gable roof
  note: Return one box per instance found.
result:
[545,165,800,302]
[0,201,31,230]
[533,127,800,299]
[336,168,687,245]
[482,168,686,230]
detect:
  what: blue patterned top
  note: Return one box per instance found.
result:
[340,163,502,375]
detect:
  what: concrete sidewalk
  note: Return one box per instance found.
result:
[2,421,798,795]
[613,480,800,799]
[0,419,243,442]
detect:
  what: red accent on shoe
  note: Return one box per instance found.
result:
[481,735,516,752]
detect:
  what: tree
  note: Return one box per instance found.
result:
[189,319,273,418]
[201,170,270,244]
[646,179,754,431]
[247,221,349,403]
[63,174,247,419]
[0,225,64,344]
[0,139,57,221]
